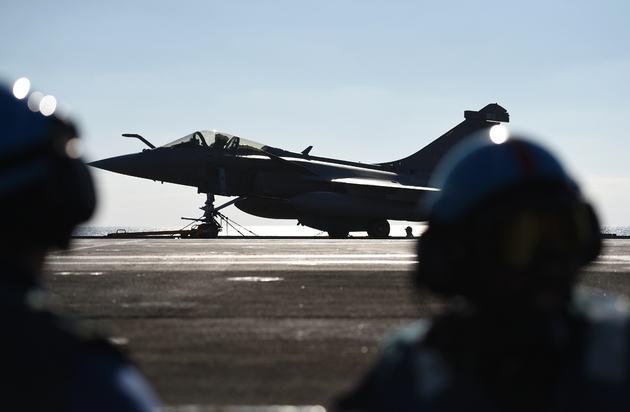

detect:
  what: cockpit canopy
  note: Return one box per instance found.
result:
[161,130,272,154]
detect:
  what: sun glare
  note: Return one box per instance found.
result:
[39,95,57,116]
[489,124,509,144]
[65,138,84,159]
[12,77,30,99]
[27,91,44,112]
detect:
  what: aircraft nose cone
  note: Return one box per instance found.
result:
[88,149,206,188]
[88,153,152,177]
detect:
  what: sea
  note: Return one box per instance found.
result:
[72,225,630,238]
[602,226,630,237]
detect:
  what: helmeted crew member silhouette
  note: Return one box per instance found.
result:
[332,134,630,411]
[0,82,160,411]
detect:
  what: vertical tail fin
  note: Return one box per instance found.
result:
[379,103,509,184]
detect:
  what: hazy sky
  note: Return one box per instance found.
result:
[2,0,629,230]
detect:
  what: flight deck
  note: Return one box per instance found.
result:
[43,238,630,411]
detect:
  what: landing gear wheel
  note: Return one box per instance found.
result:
[328,230,349,239]
[198,223,220,238]
[367,219,390,238]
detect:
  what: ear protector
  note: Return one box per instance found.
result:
[416,221,472,297]
[415,189,601,298]
[42,118,96,247]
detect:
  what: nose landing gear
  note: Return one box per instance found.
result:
[182,193,253,238]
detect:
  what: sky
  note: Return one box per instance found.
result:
[2,0,629,233]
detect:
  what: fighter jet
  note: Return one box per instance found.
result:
[89,103,508,238]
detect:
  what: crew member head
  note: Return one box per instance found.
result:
[415,135,601,311]
[0,81,96,254]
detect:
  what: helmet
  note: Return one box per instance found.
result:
[0,83,96,249]
[415,136,601,300]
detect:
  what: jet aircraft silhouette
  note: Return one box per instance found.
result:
[89,103,508,238]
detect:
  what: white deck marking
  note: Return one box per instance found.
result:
[227,277,284,282]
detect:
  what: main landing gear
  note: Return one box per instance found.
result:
[326,219,391,239]
[327,230,350,239]
[366,219,390,238]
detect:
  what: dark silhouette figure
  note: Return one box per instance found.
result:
[332,137,630,411]
[0,82,160,411]
[405,226,413,238]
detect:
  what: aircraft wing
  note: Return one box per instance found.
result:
[330,177,439,202]
[331,177,439,192]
